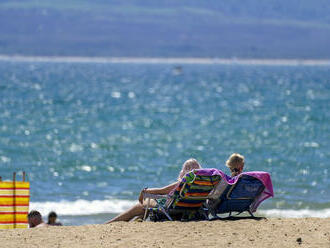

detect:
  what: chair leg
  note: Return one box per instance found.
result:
[209,215,221,221]
[143,198,151,221]
[248,210,255,218]
[200,209,209,220]
[158,205,173,221]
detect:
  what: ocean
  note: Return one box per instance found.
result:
[0,57,329,225]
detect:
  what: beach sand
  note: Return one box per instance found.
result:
[1,218,329,248]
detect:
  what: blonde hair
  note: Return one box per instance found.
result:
[178,158,201,180]
[226,153,245,176]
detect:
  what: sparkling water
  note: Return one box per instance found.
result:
[0,58,329,225]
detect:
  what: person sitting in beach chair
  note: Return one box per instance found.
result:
[105,158,202,223]
[144,168,222,221]
[205,154,274,218]
[226,153,245,177]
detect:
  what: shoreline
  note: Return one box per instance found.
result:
[1,218,329,247]
[1,54,330,66]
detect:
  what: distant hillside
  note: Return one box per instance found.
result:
[1,0,330,58]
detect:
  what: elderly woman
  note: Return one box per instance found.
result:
[106,158,202,223]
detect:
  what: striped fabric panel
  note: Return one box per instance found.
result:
[193,180,219,186]
[0,206,29,212]
[0,224,28,229]
[172,174,221,209]
[0,181,30,229]
[0,190,30,196]
[175,202,203,208]
[184,192,210,197]
[0,213,28,222]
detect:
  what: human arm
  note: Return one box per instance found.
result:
[138,182,178,203]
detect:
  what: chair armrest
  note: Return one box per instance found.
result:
[143,192,167,200]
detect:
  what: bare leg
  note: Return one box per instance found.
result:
[105,200,156,223]
[105,203,145,223]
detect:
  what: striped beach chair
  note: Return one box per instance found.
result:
[0,172,30,229]
[144,169,222,221]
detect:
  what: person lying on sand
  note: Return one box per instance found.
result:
[105,158,202,223]
[28,210,48,228]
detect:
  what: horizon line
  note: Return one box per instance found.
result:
[1,54,330,66]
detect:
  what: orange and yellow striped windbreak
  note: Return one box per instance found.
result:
[0,181,30,229]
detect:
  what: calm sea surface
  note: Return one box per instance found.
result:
[0,60,329,225]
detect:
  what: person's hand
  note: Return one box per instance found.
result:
[139,188,148,204]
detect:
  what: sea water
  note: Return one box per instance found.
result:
[0,58,329,225]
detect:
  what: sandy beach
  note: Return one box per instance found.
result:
[1,218,329,248]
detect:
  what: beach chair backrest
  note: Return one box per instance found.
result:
[216,175,265,214]
[171,171,221,209]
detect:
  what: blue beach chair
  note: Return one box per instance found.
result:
[206,171,274,218]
